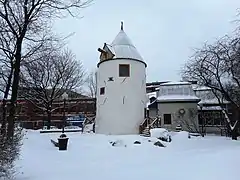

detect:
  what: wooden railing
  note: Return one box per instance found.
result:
[139,116,161,134]
[149,116,161,129]
[82,116,95,126]
[139,118,149,134]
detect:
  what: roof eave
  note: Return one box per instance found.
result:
[97,58,147,68]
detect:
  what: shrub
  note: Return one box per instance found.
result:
[0,127,23,179]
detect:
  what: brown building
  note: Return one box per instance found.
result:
[0,97,96,129]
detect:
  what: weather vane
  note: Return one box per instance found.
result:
[121,21,123,30]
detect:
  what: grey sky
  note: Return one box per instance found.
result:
[54,0,240,82]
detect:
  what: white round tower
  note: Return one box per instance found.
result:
[95,22,147,135]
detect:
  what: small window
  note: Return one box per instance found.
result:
[119,64,130,77]
[100,87,105,95]
[163,114,172,124]
[108,77,114,81]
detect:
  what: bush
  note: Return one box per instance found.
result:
[150,128,172,142]
[0,127,23,179]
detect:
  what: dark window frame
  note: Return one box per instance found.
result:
[119,64,130,77]
[100,87,105,95]
[163,114,172,125]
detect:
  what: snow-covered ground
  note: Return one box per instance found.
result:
[16,130,240,180]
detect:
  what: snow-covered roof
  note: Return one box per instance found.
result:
[198,99,229,105]
[160,81,191,86]
[147,92,157,99]
[157,81,200,102]
[146,99,157,108]
[195,88,229,105]
[157,95,200,102]
[193,85,212,91]
[197,106,223,111]
[146,85,160,88]
[107,30,144,61]
[99,22,146,66]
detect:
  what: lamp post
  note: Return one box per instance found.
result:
[58,92,69,151]
[61,92,68,134]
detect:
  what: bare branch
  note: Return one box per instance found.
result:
[182,35,240,140]
[20,47,86,127]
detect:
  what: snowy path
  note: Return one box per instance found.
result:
[16,131,240,180]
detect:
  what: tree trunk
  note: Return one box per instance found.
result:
[47,111,52,130]
[7,42,22,138]
[231,131,238,140]
[1,100,7,135]
[231,110,239,140]
[1,68,13,136]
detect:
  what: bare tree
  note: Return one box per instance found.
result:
[0,0,92,137]
[0,32,59,135]
[0,31,14,98]
[182,36,240,140]
[174,108,201,134]
[85,70,97,98]
[20,48,85,129]
[0,28,16,135]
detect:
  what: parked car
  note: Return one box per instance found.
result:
[64,126,81,130]
[66,114,86,127]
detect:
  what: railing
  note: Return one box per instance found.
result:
[139,118,149,134]
[139,116,161,134]
[149,116,161,129]
[82,116,95,126]
[82,116,96,133]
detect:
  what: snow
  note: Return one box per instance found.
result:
[146,99,156,108]
[16,130,240,180]
[40,127,82,133]
[193,85,212,91]
[171,131,190,140]
[83,123,94,133]
[106,29,144,62]
[146,84,161,88]
[157,95,200,102]
[157,81,200,102]
[160,81,191,86]
[198,99,229,105]
[147,91,157,99]
[146,92,157,107]
[197,105,223,111]
[195,88,229,105]
[150,128,170,139]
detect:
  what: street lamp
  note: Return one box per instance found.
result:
[62,92,68,134]
[58,92,69,151]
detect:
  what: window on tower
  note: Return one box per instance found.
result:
[119,64,130,77]
[100,87,105,95]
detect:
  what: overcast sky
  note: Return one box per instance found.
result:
[53,0,240,83]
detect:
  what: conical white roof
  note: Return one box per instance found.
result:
[111,30,135,46]
[105,23,145,63]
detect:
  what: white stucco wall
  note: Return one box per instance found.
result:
[158,102,199,132]
[95,59,146,135]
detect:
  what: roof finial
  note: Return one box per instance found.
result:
[121,21,123,31]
